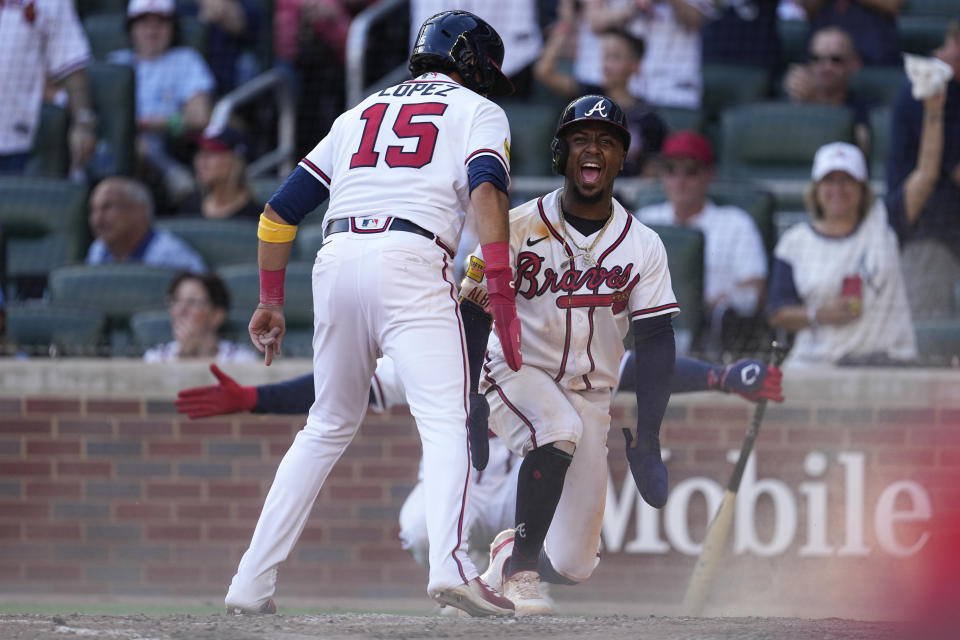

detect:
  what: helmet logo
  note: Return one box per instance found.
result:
[584,99,608,118]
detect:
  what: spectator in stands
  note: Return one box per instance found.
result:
[636,131,768,353]
[768,142,916,366]
[411,0,543,96]
[109,0,216,207]
[183,0,263,95]
[86,176,206,273]
[886,19,960,320]
[785,25,873,154]
[0,0,96,175]
[535,12,667,176]
[701,0,782,80]
[278,0,376,155]
[176,125,263,219]
[798,0,903,67]
[570,0,710,109]
[144,272,257,362]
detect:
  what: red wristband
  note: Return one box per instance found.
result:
[480,241,510,269]
[259,267,285,306]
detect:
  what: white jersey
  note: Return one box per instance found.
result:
[636,199,767,315]
[300,72,511,251]
[470,189,679,391]
[773,199,917,366]
[0,0,91,154]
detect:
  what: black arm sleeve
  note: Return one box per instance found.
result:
[253,373,314,414]
[460,298,493,394]
[631,314,676,452]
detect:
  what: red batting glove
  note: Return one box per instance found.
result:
[174,364,258,418]
[482,242,522,371]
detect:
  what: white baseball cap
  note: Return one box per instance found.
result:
[127,0,175,19]
[811,142,867,182]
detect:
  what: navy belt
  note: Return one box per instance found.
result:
[325,217,454,258]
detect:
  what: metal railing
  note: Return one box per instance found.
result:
[345,0,409,108]
[207,67,297,178]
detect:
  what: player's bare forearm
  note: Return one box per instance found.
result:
[471,182,511,245]
[258,204,295,271]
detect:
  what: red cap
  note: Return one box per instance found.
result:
[661,131,714,166]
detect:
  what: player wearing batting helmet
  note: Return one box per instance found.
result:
[452,94,677,615]
[226,9,519,618]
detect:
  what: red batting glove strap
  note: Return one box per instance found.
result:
[259,267,286,307]
[480,242,522,371]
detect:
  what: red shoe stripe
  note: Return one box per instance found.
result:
[491,536,514,558]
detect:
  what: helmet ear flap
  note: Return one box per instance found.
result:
[550,136,567,175]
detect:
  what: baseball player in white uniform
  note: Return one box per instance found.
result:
[458,94,680,615]
[226,10,521,617]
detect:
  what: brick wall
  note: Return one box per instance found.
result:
[1,361,958,617]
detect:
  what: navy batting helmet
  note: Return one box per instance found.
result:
[550,95,631,175]
[409,10,514,97]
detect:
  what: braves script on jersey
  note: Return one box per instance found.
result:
[475,189,678,392]
[300,72,510,250]
[463,188,678,584]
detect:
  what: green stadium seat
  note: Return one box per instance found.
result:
[48,264,176,325]
[849,67,907,108]
[914,318,960,362]
[278,328,314,358]
[154,218,258,269]
[0,177,89,294]
[657,107,704,133]
[5,302,107,356]
[701,64,770,124]
[294,225,326,262]
[645,224,704,350]
[718,102,855,180]
[76,0,126,18]
[129,309,172,351]
[778,19,808,65]
[87,62,137,176]
[501,101,559,176]
[869,106,891,181]
[902,0,957,18]
[631,181,777,259]
[26,104,70,178]
[250,177,328,224]
[899,16,948,56]
[83,13,208,58]
[219,262,314,328]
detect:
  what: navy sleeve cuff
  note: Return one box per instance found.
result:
[268,166,330,225]
[467,155,508,195]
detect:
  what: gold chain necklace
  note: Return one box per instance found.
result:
[558,191,614,269]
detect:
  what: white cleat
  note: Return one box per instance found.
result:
[480,528,515,592]
[434,577,515,617]
[503,570,555,616]
[225,598,276,615]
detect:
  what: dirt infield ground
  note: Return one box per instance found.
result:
[1,612,906,640]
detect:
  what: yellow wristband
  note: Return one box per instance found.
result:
[465,255,486,283]
[258,213,298,243]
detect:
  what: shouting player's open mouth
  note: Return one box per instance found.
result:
[580,161,602,186]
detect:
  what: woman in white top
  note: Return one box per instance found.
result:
[767,142,917,366]
[144,272,257,363]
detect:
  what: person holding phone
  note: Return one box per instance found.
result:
[766,142,916,367]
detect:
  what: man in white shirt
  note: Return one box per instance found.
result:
[0,0,97,174]
[636,131,768,353]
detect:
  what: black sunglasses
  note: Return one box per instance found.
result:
[809,54,846,65]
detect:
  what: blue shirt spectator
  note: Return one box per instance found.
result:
[800,0,903,66]
[85,176,206,273]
